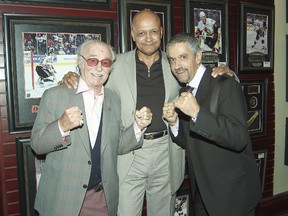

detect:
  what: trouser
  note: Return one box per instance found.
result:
[118,135,175,216]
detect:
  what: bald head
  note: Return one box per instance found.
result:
[132,9,161,31]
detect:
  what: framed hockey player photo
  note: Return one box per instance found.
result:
[238,2,274,73]
[3,13,114,133]
[184,0,229,68]
[118,0,172,53]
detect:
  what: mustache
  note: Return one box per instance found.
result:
[90,69,105,77]
[174,68,186,74]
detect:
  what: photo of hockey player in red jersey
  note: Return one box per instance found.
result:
[194,9,222,53]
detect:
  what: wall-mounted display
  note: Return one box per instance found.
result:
[174,192,190,216]
[184,0,229,68]
[16,137,45,216]
[238,2,274,73]
[0,0,110,8]
[3,13,114,133]
[253,149,267,192]
[240,79,267,137]
[285,118,288,166]
[118,0,172,53]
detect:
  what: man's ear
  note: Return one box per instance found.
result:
[131,30,135,42]
[196,50,202,65]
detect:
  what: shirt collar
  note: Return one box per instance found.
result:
[188,64,206,89]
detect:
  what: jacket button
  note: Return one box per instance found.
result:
[88,161,92,165]
[83,184,88,189]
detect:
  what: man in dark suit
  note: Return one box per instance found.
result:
[163,33,262,216]
[31,39,152,216]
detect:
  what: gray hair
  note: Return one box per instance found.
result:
[166,33,201,57]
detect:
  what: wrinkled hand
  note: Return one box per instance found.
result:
[211,64,235,78]
[58,71,79,89]
[135,106,153,131]
[59,106,84,132]
[163,102,178,126]
[174,92,200,118]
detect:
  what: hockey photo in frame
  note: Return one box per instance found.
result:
[3,13,114,133]
[238,2,274,73]
[184,0,229,68]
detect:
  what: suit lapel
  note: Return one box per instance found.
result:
[101,91,112,154]
[162,52,173,102]
[69,89,91,156]
[124,50,137,104]
[195,68,211,106]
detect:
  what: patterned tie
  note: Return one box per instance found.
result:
[186,85,194,94]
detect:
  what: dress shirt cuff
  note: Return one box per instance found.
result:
[133,121,146,142]
[170,118,179,137]
[191,111,199,123]
[58,120,70,138]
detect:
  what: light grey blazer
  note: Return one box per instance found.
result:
[31,84,142,216]
[106,49,185,195]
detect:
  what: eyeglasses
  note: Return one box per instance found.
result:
[80,54,112,67]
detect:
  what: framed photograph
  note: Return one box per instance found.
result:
[118,0,172,53]
[174,190,191,216]
[286,35,288,102]
[285,118,288,166]
[253,149,267,192]
[240,79,267,137]
[238,2,274,73]
[16,137,46,216]
[0,0,111,8]
[184,0,229,68]
[3,13,114,133]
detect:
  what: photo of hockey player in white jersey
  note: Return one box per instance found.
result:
[246,13,268,54]
[194,9,222,53]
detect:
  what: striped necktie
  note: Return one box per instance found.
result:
[186,85,194,94]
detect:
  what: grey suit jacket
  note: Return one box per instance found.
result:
[173,68,262,216]
[106,49,185,194]
[31,84,142,216]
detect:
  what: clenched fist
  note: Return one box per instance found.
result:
[59,106,84,132]
[135,106,153,131]
[163,102,178,126]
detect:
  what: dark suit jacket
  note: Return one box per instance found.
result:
[172,68,262,216]
[31,84,142,216]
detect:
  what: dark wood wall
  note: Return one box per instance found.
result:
[0,0,276,215]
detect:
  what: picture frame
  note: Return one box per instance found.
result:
[0,0,111,9]
[286,35,288,102]
[174,189,191,216]
[3,13,114,134]
[240,79,267,137]
[16,137,46,216]
[238,2,274,73]
[118,0,172,53]
[253,149,268,192]
[285,118,288,166]
[184,0,229,68]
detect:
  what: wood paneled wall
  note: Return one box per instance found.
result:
[0,0,275,215]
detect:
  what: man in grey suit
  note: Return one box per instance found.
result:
[31,39,152,216]
[163,33,262,216]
